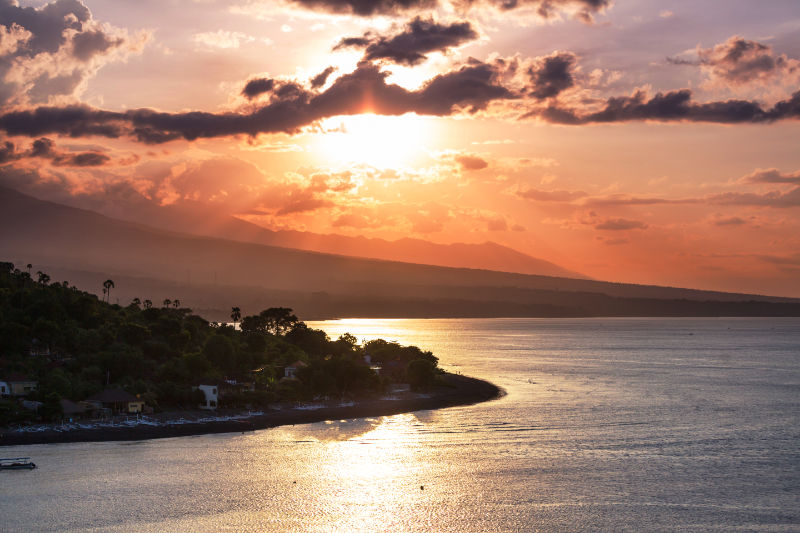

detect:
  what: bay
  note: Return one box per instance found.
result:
[1,317,799,531]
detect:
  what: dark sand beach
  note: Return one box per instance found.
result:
[0,373,502,446]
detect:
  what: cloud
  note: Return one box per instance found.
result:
[275,189,334,215]
[713,216,747,226]
[594,218,648,231]
[193,30,259,49]
[334,17,478,66]
[669,36,800,88]
[310,66,336,89]
[526,51,576,100]
[739,167,800,185]
[0,0,148,109]
[709,186,800,208]
[534,88,800,124]
[0,59,516,142]
[516,187,586,202]
[241,77,275,99]
[486,217,507,231]
[280,0,609,19]
[0,136,110,166]
[455,153,488,170]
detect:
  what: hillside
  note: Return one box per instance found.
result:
[1,186,799,319]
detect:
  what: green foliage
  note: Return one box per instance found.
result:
[406,359,438,391]
[0,264,441,425]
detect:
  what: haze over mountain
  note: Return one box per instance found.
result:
[2,186,798,320]
[32,190,584,280]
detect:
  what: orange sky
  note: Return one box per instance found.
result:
[1,0,799,296]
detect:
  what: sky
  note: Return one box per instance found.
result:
[1,0,799,296]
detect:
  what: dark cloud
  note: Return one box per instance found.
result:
[71,29,124,61]
[535,89,800,124]
[0,136,110,166]
[0,0,140,108]
[595,218,648,231]
[310,66,336,89]
[740,168,800,185]
[334,17,478,66]
[285,0,609,21]
[669,36,799,86]
[0,60,516,143]
[526,51,576,99]
[455,154,488,170]
[241,77,275,99]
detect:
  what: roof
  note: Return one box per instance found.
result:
[60,399,87,414]
[86,388,139,403]
[286,360,308,369]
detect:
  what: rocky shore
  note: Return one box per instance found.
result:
[0,373,502,446]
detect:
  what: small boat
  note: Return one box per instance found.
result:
[0,457,36,470]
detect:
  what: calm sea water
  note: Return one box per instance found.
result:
[1,317,799,532]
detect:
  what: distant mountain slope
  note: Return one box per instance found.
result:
[1,186,798,320]
[55,195,585,279]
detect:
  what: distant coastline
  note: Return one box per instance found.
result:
[0,373,502,447]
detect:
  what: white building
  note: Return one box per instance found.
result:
[197,384,218,410]
[0,381,8,396]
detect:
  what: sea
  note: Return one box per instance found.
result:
[1,317,798,532]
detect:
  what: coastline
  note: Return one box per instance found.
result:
[0,373,503,447]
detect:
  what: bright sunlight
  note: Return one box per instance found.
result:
[312,113,437,168]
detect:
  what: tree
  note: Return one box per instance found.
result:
[230,307,241,327]
[36,270,50,285]
[26,263,31,275]
[103,279,115,303]
[406,359,437,391]
[143,299,153,309]
[163,298,171,308]
[173,299,180,309]
[259,307,298,336]
[131,298,141,308]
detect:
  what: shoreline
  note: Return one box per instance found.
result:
[0,373,503,447]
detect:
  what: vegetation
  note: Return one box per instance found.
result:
[0,262,442,426]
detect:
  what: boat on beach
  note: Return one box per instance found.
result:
[0,457,36,470]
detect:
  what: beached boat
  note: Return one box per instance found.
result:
[0,457,36,470]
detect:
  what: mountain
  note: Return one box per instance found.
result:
[1,186,798,320]
[57,196,585,279]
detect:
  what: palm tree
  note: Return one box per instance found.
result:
[103,279,115,303]
[231,307,241,328]
[143,299,153,309]
[173,299,180,309]
[131,297,141,308]
[26,263,32,275]
[36,271,50,285]
[163,298,171,308]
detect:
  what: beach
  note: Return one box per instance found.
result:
[0,373,502,446]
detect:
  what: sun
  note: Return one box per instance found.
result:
[312,113,437,169]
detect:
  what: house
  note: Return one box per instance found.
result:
[28,338,51,357]
[196,384,218,410]
[3,373,38,397]
[284,360,308,379]
[0,381,8,396]
[60,399,90,420]
[86,389,145,414]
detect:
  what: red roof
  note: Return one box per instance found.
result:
[4,372,35,383]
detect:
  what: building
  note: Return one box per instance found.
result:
[0,381,8,396]
[284,360,308,379]
[86,389,145,414]
[2,373,38,397]
[196,384,218,410]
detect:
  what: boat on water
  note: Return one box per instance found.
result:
[0,457,36,470]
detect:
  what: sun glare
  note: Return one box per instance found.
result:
[313,114,437,169]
